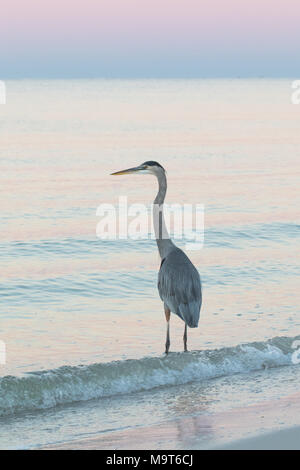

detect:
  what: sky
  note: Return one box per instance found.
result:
[1,0,299,78]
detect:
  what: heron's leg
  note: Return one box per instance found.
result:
[183,323,188,352]
[164,304,171,354]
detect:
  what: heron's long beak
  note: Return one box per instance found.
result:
[111,165,145,175]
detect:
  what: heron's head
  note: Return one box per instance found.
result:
[111,161,165,177]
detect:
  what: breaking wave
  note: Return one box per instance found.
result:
[0,335,299,417]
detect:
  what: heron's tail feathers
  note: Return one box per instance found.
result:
[186,319,199,328]
[179,301,200,328]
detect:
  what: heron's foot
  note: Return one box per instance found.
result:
[165,341,170,355]
[184,347,188,353]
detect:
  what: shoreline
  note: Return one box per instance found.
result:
[43,390,300,450]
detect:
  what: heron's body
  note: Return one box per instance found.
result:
[158,247,201,328]
[111,161,202,353]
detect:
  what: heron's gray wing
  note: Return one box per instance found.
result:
[158,248,202,328]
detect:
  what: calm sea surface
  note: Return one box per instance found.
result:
[0,79,299,448]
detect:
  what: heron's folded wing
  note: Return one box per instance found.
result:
[158,249,202,323]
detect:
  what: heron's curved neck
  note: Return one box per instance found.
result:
[153,171,175,259]
[154,171,167,205]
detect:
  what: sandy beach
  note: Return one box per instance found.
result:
[43,389,300,450]
[217,426,300,450]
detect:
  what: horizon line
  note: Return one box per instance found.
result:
[1,75,298,80]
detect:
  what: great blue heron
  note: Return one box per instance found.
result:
[111,161,202,354]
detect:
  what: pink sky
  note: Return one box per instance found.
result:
[1,0,299,77]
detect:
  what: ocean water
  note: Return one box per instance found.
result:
[1,79,300,448]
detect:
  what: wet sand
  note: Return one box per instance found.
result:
[43,390,300,450]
